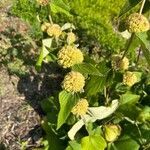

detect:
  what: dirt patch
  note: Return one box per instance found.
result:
[0,2,43,149]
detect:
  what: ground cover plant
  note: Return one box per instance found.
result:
[1,0,150,149]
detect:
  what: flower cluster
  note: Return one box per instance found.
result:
[71,99,89,116]
[104,124,121,142]
[126,13,150,33]
[47,24,62,38]
[41,22,51,32]
[111,55,129,71]
[123,71,137,87]
[36,0,49,6]
[62,71,85,93]
[57,45,83,68]
[67,32,76,45]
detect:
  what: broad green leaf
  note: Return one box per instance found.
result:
[85,75,106,96]
[36,46,49,70]
[110,135,140,150]
[81,135,107,150]
[66,141,81,150]
[118,93,140,119]
[72,63,103,76]
[50,0,72,17]
[57,91,79,129]
[42,119,65,150]
[136,32,150,67]
[120,93,140,106]
[119,0,141,17]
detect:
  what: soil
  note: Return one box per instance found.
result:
[0,1,43,149]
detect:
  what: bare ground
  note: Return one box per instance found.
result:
[0,1,43,149]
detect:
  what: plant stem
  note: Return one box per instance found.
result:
[136,46,142,64]
[139,0,146,14]
[121,33,135,59]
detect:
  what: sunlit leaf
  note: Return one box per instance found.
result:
[81,135,106,150]
[57,91,79,129]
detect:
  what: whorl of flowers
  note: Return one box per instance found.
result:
[41,22,51,32]
[126,13,150,33]
[71,99,89,116]
[47,24,62,38]
[67,32,76,45]
[36,0,49,6]
[111,55,129,71]
[104,124,121,142]
[57,45,84,68]
[62,71,85,93]
[123,71,137,87]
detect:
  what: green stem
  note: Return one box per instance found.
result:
[121,33,135,59]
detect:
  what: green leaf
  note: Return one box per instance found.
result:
[57,91,79,129]
[119,0,141,17]
[66,141,81,150]
[81,135,107,150]
[42,119,65,150]
[36,46,50,70]
[85,75,106,96]
[110,135,140,150]
[136,32,150,67]
[51,0,72,17]
[72,63,103,76]
[120,93,140,106]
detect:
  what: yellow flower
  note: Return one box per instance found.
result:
[41,22,51,32]
[47,24,62,38]
[67,32,76,44]
[104,124,121,142]
[72,99,89,116]
[112,55,129,71]
[62,71,85,93]
[36,0,49,6]
[126,13,150,33]
[58,45,83,68]
[123,71,137,87]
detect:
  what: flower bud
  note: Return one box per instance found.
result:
[41,22,51,32]
[126,13,150,33]
[137,107,150,122]
[67,32,76,44]
[58,45,83,68]
[72,99,89,116]
[123,71,137,87]
[104,124,121,142]
[36,0,49,6]
[47,24,62,38]
[62,71,85,93]
[112,55,129,71]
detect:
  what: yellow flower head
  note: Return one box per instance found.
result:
[71,99,89,116]
[104,124,121,142]
[62,71,85,93]
[41,22,51,32]
[47,24,62,38]
[126,13,150,33]
[123,71,137,87]
[58,45,83,68]
[67,32,76,45]
[36,0,49,6]
[112,55,129,71]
